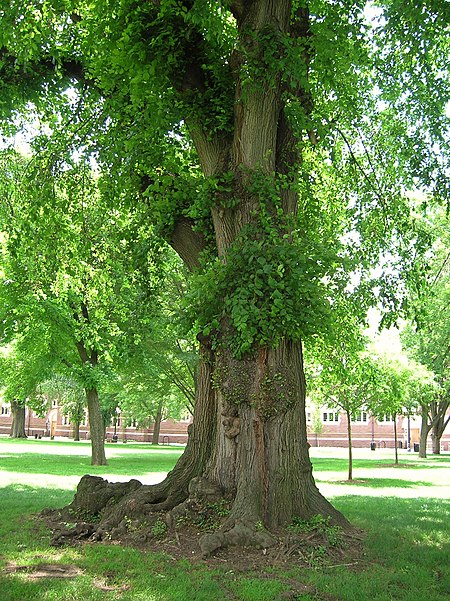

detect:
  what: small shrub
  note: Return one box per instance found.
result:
[289,515,343,547]
[151,518,168,539]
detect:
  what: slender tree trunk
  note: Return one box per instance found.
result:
[419,408,430,459]
[394,414,398,465]
[73,420,80,442]
[346,411,353,481]
[10,401,27,439]
[85,388,107,466]
[73,305,107,464]
[430,400,450,454]
[151,401,164,445]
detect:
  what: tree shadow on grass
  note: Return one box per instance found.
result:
[0,451,181,477]
[316,478,434,488]
[311,456,450,473]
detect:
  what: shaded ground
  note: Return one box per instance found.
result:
[3,560,132,593]
[39,495,366,575]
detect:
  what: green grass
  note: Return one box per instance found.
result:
[0,438,449,601]
[0,439,184,477]
[0,450,181,477]
[310,455,448,471]
[303,496,450,601]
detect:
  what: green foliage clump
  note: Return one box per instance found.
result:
[151,518,168,539]
[188,229,331,357]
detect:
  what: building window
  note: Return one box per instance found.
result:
[1,405,10,416]
[378,414,395,423]
[81,411,88,426]
[306,412,312,423]
[352,411,368,423]
[62,415,70,426]
[322,411,339,423]
[129,418,137,428]
[52,399,58,408]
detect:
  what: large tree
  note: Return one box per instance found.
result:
[401,208,450,454]
[0,1,448,553]
[0,153,167,464]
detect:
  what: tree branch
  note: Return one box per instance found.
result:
[170,217,207,271]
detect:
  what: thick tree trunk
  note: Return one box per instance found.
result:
[205,340,347,529]
[10,401,27,439]
[85,388,107,466]
[58,339,349,553]
[346,411,353,481]
[151,402,163,445]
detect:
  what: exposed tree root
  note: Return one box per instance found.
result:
[198,520,277,558]
[41,472,360,569]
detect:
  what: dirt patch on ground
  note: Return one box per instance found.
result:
[2,560,132,593]
[154,526,365,573]
[3,561,83,579]
[39,508,366,575]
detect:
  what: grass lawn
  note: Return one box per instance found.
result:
[0,437,449,600]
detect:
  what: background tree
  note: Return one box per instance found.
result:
[40,374,86,441]
[312,338,381,481]
[402,209,450,454]
[0,327,55,438]
[0,151,168,464]
[98,252,195,443]
[368,359,410,465]
[309,406,324,449]
[403,362,442,459]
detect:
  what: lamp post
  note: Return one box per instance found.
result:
[370,415,376,450]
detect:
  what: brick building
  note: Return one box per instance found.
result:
[0,400,449,451]
[0,401,191,445]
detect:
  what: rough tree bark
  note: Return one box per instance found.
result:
[10,401,27,439]
[197,340,346,557]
